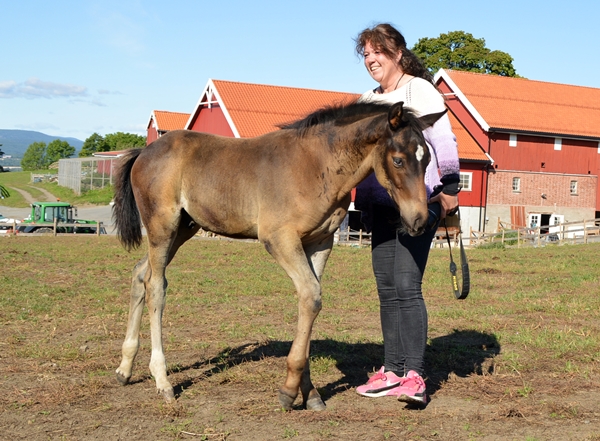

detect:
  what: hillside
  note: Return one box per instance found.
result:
[0,129,83,158]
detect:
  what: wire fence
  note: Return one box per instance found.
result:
[58,157,118,195]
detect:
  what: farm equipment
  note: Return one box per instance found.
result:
[17,201,106,234]
[0,214,21,234]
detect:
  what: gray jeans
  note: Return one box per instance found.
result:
[370,205,437,377]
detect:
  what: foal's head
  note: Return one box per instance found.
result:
[373,101,446,236]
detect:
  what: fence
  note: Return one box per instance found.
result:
[0,219,106,236]
[468,218,600,248]
[58,157,118,195]
[335,226,371,246]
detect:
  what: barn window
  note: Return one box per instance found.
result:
[598,141,600,154]
[512,177,521,193]
[459,172,472,191]
[509,134,517,147]
[554,138,562,151]
[570,180,578,195]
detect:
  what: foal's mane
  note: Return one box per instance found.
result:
[279,100,394,134]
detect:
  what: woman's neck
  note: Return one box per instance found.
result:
[378,71,410,94]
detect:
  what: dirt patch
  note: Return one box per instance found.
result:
[2,238,600,440]
[28,185,59,202]
[7,186,38,204]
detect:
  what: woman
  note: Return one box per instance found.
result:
[353,23,460,404]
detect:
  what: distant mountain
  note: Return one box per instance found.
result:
[0,129,84,158]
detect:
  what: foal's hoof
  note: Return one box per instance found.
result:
[115,370,131,386]
[305,396,326,411]
[278,389,297,411]
[160,387,176,403]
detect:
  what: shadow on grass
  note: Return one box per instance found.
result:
[171,329,500,404]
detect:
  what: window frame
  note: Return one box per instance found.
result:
[570,180,578,195]
[512,177,521,193]
[459,172,472,192]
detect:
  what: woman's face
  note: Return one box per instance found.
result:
[363,41,401,86]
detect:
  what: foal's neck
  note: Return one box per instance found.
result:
[330,115,386,196]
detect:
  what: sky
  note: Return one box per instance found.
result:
[2,0,599,142]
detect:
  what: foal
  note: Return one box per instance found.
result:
[113,101,444,410]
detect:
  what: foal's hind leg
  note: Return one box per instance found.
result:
[145,216,200,401]
[116,255,149,385]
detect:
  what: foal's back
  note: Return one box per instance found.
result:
[131,129,344,240]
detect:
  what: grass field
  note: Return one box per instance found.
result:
[0,170,113,207]
[2,236,600,440]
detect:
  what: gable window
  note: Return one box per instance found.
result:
[512,177,521,193]
[459,172,472,192]
[554,138,562,151]
[509,134,517,147]
[570,180,578,195]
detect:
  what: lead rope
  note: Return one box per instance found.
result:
[443,209,470,300]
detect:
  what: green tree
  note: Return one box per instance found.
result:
[104,132,146,151]
[79,133,108,157]
[412,31,520,77]
[46,139,75,165]
[21,141,48,171]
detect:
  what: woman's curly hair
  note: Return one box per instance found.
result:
[355,23,433,84]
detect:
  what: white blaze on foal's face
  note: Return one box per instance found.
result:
[416,144,425,162]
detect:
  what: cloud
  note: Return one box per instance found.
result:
[15,122,60,132]
[0,78,88,99]
[97,89,124,95]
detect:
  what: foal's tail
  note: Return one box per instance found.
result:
[112,148,144,251]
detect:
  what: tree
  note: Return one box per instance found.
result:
[79,133,109,157]
[104,132,146,151]
[46,139,75,165]
[21,142,48,171]
[412,31,520,77]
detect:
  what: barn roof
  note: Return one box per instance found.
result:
[186,79,359,138]
[448,111,490,162]
[184,78,487,162]
[148,110,190,132]
[437,69,600,140]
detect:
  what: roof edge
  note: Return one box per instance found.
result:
[147,110,156,130]
[185,79,240,137]
[489,127,600,142]
[435,69,490,132]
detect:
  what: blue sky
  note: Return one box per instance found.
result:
[2,0,599,141]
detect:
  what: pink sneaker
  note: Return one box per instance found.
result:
[393,370,427,404]
[356,367,404,397]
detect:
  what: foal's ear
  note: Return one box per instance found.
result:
[387,101,406,131]
[417,109,448,130]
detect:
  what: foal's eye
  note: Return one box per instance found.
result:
[392,157,404,168]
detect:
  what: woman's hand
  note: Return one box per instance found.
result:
[429,192,458,219]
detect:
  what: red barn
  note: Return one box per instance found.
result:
[436,69,600,231]
[146,110,190,144]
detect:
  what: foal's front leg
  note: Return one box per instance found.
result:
[298,237,333,411]
[264,232,327,411]
[116,255,148,385]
